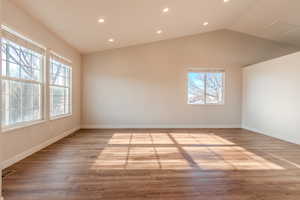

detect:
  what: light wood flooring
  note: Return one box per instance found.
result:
[2,128,300,200]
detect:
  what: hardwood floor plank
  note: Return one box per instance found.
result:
[3,128,300,199]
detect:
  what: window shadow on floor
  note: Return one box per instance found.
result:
[3,128,300,200]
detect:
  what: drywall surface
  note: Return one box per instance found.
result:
[82,30,298,128]
[242,52,300,145]
[0,0,81,166]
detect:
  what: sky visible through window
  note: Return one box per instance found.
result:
[1,39,43,127]
[188,71,224,104]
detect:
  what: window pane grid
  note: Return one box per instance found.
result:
[49,57,71,118]
[2,57,41,70]
[2,73,43,84]
[2,39,43,83]
[1,27,74,128]
[1,37,44,128]
[2,39,42,57]
[1,79,42,127]
[50,86,71,117]
[188,71,224,105]
[2,41,42,68]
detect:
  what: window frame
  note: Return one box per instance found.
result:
[186,68,226,105]
[49,54,72,120]
[1,32,46,130]
[0,26,74,133]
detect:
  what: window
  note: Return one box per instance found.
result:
[187,69,225,105]
[1,27,45,128]
[49,53,72,118]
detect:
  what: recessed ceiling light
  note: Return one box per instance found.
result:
[108,38,115,42]
[156,30,163,34]
[203,22,209,26]
[98,18,105,23]
[162,7,169,13]
[224,0,230,2]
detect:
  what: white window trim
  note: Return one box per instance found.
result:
[1,25,46,50]
[50,113,72,121]
[49,54,72,120]
[0,26,73,132]
[1,34,46,130]
[186,68,226,106]
[1,119,46,133]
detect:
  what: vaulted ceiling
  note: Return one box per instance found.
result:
[10,0,300,53]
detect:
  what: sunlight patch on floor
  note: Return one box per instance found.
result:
[91,132,284,170]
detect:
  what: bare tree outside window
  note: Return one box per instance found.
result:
[188,70,224,105]
[1,39,43,127]
[49,57,71,118]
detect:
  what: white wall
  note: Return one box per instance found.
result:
[82,30,298,128]
[242,52,300,145]
[0,0,81,168]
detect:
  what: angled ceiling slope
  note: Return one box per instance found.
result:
[231,0,300,49]
[9,0,300,53]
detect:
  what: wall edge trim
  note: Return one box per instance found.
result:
[0,126,80,170]
[242,125,300,145]
[81,124,241,129]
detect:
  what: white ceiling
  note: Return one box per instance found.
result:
[11,0,300,53]
[231,0,300,48]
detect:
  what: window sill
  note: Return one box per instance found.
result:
[1,114,73,133]
[1,119,47,133]
[188,103,225,106]
[50,113,72,121]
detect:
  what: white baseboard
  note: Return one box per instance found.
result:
[242,125,300,145]
[0,126,80,170]
[242,125,263,134]
[81,124,241,129]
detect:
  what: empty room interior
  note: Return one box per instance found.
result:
[1,0,300,199]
